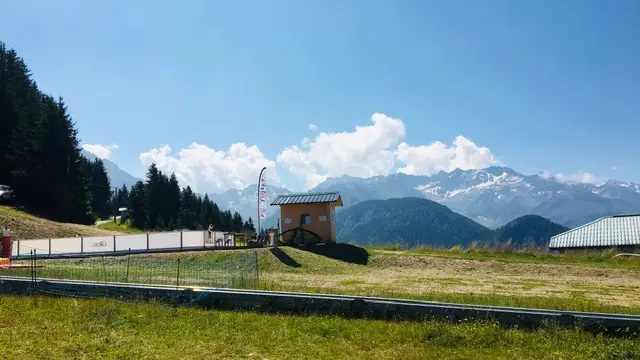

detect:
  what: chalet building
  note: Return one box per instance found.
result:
[270,192,343,245]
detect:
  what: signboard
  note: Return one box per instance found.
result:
[258,169,267,219]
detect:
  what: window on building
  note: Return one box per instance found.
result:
[319,215,327,222]
[300,213,311,225]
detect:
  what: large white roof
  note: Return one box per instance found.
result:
[549,214,640,249]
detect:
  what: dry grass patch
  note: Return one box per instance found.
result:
[0,206,119,239]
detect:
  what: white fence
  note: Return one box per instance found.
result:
[10,231,237,258]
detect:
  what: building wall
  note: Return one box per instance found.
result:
[280,202,336,243]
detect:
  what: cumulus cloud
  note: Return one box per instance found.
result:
[139,142,277,193]
[82,143,119,159]
[277,113,406,189]
[308,124,318,131]
[395,136,498,176]
[277,113,499,189]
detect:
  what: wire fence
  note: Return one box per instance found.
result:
[1,250,260,291]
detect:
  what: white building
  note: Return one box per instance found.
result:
[549,214,640,250]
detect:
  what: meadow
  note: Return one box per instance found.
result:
[1,295,639,360]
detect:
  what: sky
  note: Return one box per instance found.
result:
[2,0,639,193]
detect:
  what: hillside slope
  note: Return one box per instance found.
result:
[492,215,569,247]
[336,197,491,247]
[0,206,118,239]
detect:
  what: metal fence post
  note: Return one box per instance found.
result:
[48,238,51,256]
[80,237,84,254]
[176,258,181,289]
[126,249,131,283]
[113,235,117,253]
[180,231,183,250]
[102,255,107,284]
[146,233,150,252]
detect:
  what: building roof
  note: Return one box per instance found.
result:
[270,192,343,206]
[549,213,640,249]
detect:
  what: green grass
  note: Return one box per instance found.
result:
[1,295,639,360]
[97,220,145,234]
[367,245,640,271]
[259,282,640,315]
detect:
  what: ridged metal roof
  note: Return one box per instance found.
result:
[549,214,640,249]
[270,192,342,206]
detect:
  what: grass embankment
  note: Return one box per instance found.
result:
[0,205,118,239]
[1,296,638,360]
[96,219,146,234]
[150,245,640,314]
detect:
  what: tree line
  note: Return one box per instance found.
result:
[114,164,255,233]
[1,42,113,223]
[1,42,254,233]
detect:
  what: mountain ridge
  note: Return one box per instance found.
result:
[336,197,570,248]
[81,150,141,189]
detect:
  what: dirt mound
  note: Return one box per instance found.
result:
[0,206,119,239]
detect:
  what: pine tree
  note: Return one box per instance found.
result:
[88,158,111,219]
[128,181,147,229]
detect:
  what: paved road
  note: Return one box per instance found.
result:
[94,216,121,226]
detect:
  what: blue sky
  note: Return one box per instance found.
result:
[2,0,639,192]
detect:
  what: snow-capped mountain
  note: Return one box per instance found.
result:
[310,166,640,228]
[207,166,640,229]
[208,184,292,223]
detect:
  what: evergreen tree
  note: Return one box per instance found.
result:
[128,181,147,229]
[88,158,111,219]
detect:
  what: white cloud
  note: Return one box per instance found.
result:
[139,142,277,193]
[82,143,119,159]
[539,170,606,185]
[611,166,618,171]
[553,171,606,185]
[395,136,498,176]
[308,124,318,131]
[277,113,499,189]
[277,113,406,189]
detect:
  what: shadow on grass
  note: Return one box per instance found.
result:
[270,247,301,267]
[298,243,369,265]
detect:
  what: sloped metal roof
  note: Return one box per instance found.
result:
[549,214,640,249]
[270,192,342,206]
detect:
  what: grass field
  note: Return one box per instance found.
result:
[0,206,118,239]
[8,244,636,315]
[144,245,639,314]
[1,295,639,360]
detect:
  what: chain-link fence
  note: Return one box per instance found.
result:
[2,250,259,290]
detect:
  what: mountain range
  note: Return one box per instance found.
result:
[96,159,640,230]
[336,197,568,247]
[311,166,640,228]
[81,150,141,189]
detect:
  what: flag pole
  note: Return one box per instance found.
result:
[257,166,267,241]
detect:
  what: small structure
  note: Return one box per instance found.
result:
[549,213,640,251]
[271,192,343,245]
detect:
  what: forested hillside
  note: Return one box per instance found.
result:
[336,197,492,247]
[492,215,569,247]
[0,42,255,233]
[116,163,256,233]
[0,42,112,224]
